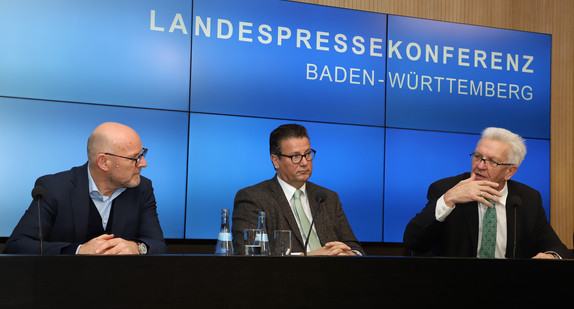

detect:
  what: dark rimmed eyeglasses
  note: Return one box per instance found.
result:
[105,148,148,167]
[470,152,514,168]
[278,149,316,164]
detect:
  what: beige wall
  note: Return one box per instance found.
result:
[295,0,574,248]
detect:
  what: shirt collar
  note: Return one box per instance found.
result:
[276,175,307,201]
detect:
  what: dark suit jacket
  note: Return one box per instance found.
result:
[232,176,364,255]
[403,172,572,259]
[4,163,167,255]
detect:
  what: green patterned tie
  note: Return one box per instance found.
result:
[293,189,321,251]
[479,200,497,258]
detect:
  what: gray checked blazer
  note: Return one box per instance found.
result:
[232,176,364,255]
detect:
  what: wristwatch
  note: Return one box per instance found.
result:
[136,242,148,255]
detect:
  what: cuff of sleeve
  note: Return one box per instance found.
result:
[544,251,562,259]
[435,195,455,222]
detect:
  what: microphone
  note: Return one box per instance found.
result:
[509,195,522,258]
[303,190,326,256]
[31,186,46,255]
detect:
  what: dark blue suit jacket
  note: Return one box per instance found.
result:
[403,172,572,259]
[4,163,167,255]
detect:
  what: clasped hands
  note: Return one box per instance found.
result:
[308,241,357,256]
[443,173,501,208]
[77,234,140,255]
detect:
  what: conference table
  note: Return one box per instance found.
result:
[1,254,572,308]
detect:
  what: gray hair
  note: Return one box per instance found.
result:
[481,127,526,166]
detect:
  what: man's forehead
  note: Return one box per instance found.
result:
[476,138,510,157]
[281,137,310,150]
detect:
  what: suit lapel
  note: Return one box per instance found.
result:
[71,164,91,242]
[464,201,479,255]
[305,183,324,246]
[110,193,129,236]
[505,185,517,258]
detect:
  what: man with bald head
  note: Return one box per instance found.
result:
[5,122,167,255]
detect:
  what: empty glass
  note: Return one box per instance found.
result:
[273,230,292,256]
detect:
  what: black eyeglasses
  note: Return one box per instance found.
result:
[278,149,316,164]
[105,148,148,167]
[470,152,514,168]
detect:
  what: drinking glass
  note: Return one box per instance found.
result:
[244,229,262,256]
[273,230,292,256]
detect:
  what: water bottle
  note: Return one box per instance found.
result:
[257,211,270,255]
[214,209,234,255]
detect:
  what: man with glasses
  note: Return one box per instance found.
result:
[5,122,167,255]
[404,127,571,259]
[232,124,364,255]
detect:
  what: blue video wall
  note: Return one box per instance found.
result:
[0,0,550,244]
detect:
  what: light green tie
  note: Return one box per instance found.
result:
[293,189,321,251]
[479,200,497,258]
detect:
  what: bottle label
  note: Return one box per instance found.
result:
[218,232,232,241]
[255,233,269,242]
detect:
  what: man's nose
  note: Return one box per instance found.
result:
[476,158,487,169]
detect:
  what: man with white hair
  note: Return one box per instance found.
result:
[404,127,572,259]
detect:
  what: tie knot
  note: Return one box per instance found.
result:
[294,189,302,199]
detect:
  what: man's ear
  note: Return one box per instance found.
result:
[271,154,280,170]
[96,154,110,172]
[504,165,518,181]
